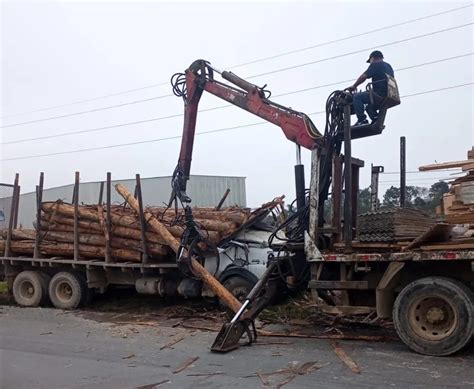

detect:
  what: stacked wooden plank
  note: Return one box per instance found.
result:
[0,199,268,262]
[420,147,474,226]
[356,208,435,243]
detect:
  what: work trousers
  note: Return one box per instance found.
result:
[353,91,377,121]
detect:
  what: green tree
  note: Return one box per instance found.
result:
[358,187,372,213]
[429,181,449,206]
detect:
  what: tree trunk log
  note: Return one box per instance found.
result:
[0,239,142,262]
[115,184,242,313]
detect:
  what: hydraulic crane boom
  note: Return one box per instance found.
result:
[170,59,322,203]
[170,58,400,354]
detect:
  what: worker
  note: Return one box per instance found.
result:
[347,50,394,126]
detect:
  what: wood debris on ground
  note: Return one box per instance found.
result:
[257,361,328,388]
[173,356,199,374]
[330,340,361,374]
[160,333,186,350]
[135,380,170,389]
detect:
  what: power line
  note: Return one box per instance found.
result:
[0,82,170,120]
[2,4,471,120]
[2,82,472,162]
[230,4,473,68]
[0,94,173,129]
[2,53,471,144]
[246,23,473,79]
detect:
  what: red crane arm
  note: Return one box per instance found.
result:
[172,59,322,202]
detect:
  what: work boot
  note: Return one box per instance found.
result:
[354,119,368,126]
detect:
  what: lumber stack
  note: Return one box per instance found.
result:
[0,199,262,262]
[356,208,435,243]
[421,147,474,227]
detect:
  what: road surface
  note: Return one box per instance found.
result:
[1,305,473,388]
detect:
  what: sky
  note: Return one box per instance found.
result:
[1,0,473,207]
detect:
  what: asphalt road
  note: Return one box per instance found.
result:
[1,305,473,388]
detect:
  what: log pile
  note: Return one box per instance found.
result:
[0,197,279,263]
[356,208,435,243]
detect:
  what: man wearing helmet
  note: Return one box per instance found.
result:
[347,50,394,126]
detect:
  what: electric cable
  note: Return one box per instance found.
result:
[2,53,471,144]
[2,82,472,161]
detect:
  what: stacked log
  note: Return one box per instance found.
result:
[356,208,435,242]
[0,199,255,263]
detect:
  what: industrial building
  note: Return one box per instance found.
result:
[0,174,246,229]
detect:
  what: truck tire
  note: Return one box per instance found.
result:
[12,271,46,307]
[38,272,51,306]
[74,272,93,306]
[49,272,84,310]
[393,277,474,356]
[223,276,254,303]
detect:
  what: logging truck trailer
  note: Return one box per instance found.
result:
[0,173,272,311]
[0,238,268,308]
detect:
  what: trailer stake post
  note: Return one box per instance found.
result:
[4,173,19,258]
[33,172,44,259]
[73,171,80,261]
[400,136,406,208]
[106,172,113,263]
[135,174,149,264]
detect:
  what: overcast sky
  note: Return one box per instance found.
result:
[1,0,473,206]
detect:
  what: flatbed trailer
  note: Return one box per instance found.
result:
[303,247,474,356]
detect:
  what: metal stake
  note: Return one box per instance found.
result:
[343,104,352,252]
[73,171,80,260]
[33,172,44,259]
[4,174,19,258]
[135,174,149,264]
[400,136,406,208]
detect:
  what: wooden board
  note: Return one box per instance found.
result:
[443,193,455,215]
[419,160,472,171]
[420,243,474,250]
[462,163,474,171]
[403,223,452,251]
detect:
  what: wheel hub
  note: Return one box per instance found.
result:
[57,281,73,302]
[408,296,457,341]
[426,307,444,324]
[20,281,35,298]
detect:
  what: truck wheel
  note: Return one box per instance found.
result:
[38,272,51,306]
[49,272,84,310]
[393,277,474,356]
[223,276,254,302]
[76,273,93,306]
[12,271,46,307]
